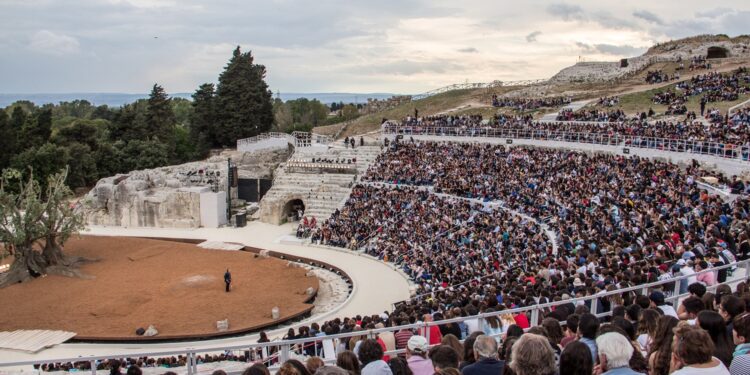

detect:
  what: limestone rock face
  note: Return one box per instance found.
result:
[550,39,750,84]
[81,148,291,228]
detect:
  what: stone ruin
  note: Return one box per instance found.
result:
[361,95,412,114]
[550,38,750,84]
[81,148,291,229]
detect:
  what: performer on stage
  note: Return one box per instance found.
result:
[224,268,232,292]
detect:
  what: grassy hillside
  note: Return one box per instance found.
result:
[317,88,504,139]
[312,47,750,138]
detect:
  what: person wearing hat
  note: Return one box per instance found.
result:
[406,335,433,375]
[649,291,678,318]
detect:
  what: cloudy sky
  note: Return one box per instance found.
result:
[1,0,748,94]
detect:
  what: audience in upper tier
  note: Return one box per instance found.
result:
[646,70,678,85]
[491,95,571,110]
[383,114,750,150]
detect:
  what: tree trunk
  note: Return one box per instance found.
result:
[0,247,46,288]
[42,235,65,266]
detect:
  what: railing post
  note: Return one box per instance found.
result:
[530,308,539,327]
[90,360,96,375]
[425,322,431,343]
[186,352,194,375]
[590,298,598,315]
[280,344,290,363]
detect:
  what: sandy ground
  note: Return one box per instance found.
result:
[0,236,317,339]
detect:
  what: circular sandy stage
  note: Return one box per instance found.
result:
[0,236,319,341]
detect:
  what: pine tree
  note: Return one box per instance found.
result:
[190,83,216,153]
[215,47,274,146]
[146,84,176,152]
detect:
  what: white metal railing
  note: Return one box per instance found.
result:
[237,132,335,150]
[3,259,748,374]
[236,132,293,149]
[382,126,750,163]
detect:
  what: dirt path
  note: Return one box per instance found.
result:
[0,236,317,339]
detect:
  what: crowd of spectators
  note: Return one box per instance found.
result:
[39,142,750,375]
[653,68,750,109]
[555,108,629,122]
[491,95,572,111]
[597,97,620,107]
[383,113,750,157]
[678,55,712,71]
[646,70,678,84]
[309,142,750,311]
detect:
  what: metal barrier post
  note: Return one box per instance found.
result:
[90,360,96,375]
[186,353,193,375]
[280,345,290,363]
[590,298,598,315]
[425,322,431,343]
[530,308,539,327]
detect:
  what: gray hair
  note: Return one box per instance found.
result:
[596,332,634,369]
[473,335,498,359]
[509,334,556,375]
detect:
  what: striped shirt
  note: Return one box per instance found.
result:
[394,330,413,351]
[730,354,750,375]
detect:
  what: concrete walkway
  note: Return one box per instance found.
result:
[0,222,411,364]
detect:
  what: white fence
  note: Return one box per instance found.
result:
[2,259,748,374]
[383,126,750,163]
[236,132,334,152]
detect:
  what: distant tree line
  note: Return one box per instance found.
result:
[0,46,362,191]
[0,46,275,191]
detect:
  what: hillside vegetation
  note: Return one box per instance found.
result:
[315,38,750,138]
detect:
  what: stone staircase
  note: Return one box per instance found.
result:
[259,145,382,224]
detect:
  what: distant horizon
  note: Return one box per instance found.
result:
[0,92,403,108]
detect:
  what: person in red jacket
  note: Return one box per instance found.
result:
[421,314,443,345]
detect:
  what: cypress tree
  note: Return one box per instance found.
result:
[215,47,274,147]
[146,84,176,151]
[190,83,216,153]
